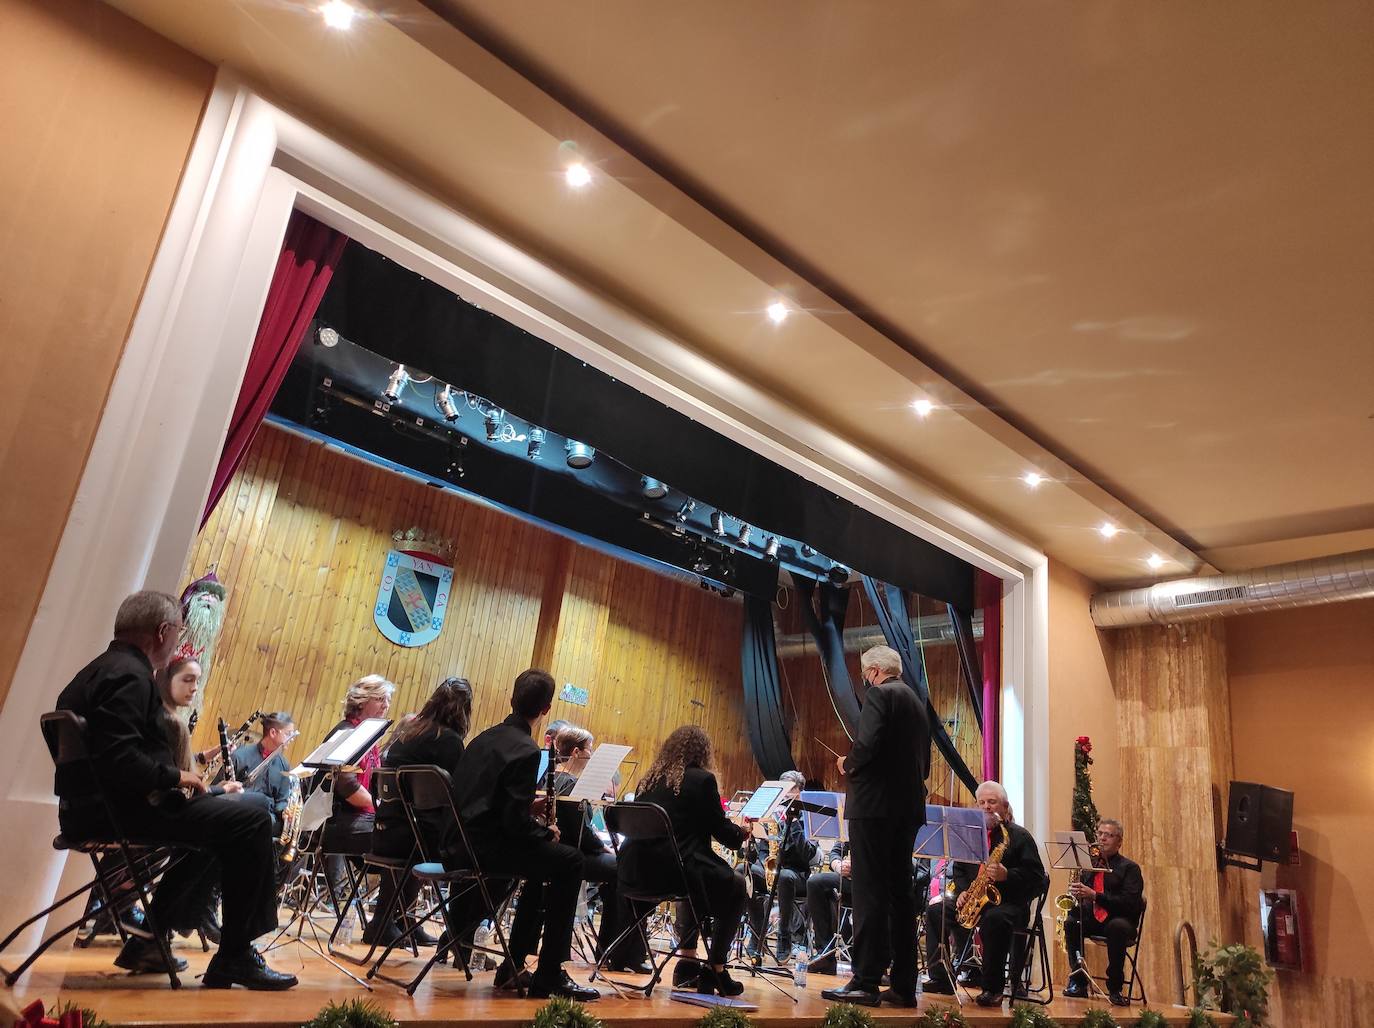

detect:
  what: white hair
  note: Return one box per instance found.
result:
[859,645,903,678]
[343,674,395,718]
[113,590,180,637]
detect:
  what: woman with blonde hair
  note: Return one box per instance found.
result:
[620,725,750,996]
[319,674,394,905]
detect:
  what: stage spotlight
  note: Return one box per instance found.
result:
[737,523,752,546]
[565,439,596,468]
[484,407,505,441]
[827,563,850,586]
[317,326,339,348]
[676,499,696,521]
[800,544,816,557]
[437,385,460,422]
[764,536,780,560]
[527,427,546,459]
[710,511,726,537]
[641,476,669,499]
[383,365,409,403]
[720,587,736,599]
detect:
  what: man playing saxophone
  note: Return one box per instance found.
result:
[947,781,1048,1007]
[1062,818,1143,1007]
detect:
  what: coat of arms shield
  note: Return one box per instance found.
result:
[374,549,453,647]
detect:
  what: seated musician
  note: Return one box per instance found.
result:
[951,781,1048,1006]
[363,677,473,948]
[620,725,751,997]
[319,674,393,906]
[746,770,817,962]
[805,840,850,974]
[506,725,648,974]
[1062,817,1144,1007]
[230,711,296,836]
[448,669,598,1001]
[54,591,295,989]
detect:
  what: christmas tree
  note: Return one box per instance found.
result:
[1071,735,1101,836]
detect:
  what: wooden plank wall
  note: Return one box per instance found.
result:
[184,424,754,793]
[778,591,982,805]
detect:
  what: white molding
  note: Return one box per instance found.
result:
[0,72,1050,943]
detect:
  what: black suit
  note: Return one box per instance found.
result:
[955,820,1048,994]
[622,767,749,965]
[843,677,929,993]
[807,841,852,953]
[1064,851,1144,993]
[448,714,581,984]
[54,642,277,955]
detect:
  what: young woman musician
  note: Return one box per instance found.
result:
[621,725,750,996]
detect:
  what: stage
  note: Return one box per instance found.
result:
[7,937,1226,1027]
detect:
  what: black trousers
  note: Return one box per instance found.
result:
[848,816,919,992]
[61,792,277,954]
[973,901,1030,993]
[746,862,767,951]
[1065,909,1136,991]
[510,850,646,965]
[674,863,749,967]
[806,871,852,952]
[453,834,582,980]
[922,896,970,981]
[323,811,374,916]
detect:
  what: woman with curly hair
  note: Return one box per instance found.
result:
[622,725,749,996]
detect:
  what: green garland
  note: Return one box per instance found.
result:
[1079,1010,1119,1028]
[529,998,604,1028]
[301,1000,399,1028]
[694,1008,756,1028]
[1071,736,1101,836]
[1134,1012,1169,1028]
[1009,1004,1060,1028]
[820,1004,878,1028]
[1186,1009,1219,1028]
[913,1008,969,1028]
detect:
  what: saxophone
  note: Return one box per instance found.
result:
[957,821,1010,929]
[279,775,304,862]
[1055,841,1102,953]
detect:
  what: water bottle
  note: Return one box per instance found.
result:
[338,910,357,945]
[793,950,808,988]
[473,920,494,970]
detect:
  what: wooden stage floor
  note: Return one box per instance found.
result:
[7,935,1219,1028]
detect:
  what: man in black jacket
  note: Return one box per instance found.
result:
[448,668,597,1001]
[821,645,929,1008]
[956,781,1049,1007]
[746,770,817,962]
[54,591,295,989]
[1062,818,1144,1007]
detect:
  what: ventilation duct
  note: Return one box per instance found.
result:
[775,611,983,660]
[1091,549,1374,628]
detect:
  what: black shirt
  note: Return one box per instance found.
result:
[953,820,1049,909]
[633,766,749,874]
[843,678,930,822]
[1090,851,1145,922]
[452,712,550,844]
[373,725,466,856]
[54,642,181,804]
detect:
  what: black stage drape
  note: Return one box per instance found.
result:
[792,575,862,739]
[742,595,795,779]
[947,604,985,732]
[861,576,979,795]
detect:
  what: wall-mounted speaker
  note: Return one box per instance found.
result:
[1225,781,1293,862]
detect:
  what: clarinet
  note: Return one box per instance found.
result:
[544,740,557,827]
[217,718,236,783]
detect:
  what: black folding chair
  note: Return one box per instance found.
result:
[367,765,520,995]
[0,711,197,987]
[1084,897,1148,1005]
[1005,886,1054,1005]
[596,802,711,998]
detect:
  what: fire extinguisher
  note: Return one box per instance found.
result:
[1265,891,1302,969]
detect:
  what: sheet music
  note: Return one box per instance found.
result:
[298,726,348,768]
[315,717,390,766]
[567,743,633,802]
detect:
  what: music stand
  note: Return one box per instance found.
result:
[261,718,392,987]
[1047,831,1112,1001]
[913,805,988,1005]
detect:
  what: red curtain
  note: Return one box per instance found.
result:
[977,570,1002,782]
[201,212,349,526]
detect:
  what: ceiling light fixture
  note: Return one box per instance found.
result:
[383,365,409,403]
[641,476,669,500]
[483,407,504,442]
[436,386,460,422]
[764,536,780,560]
[1022,471,1045,488]
[565,163,592,189]
[911,398,935,418]
[710,511,726,537]
[1099,522,1120,539]
[1146,553,1166,570]
[737,524,752,547]
[526,427,545,460]
[321,0,357,31]
[766,301,789,325]
[317,326,339,348]
[565,439,595,468]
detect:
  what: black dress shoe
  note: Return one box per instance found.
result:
[974,990,1003,1007]
[493,959,532,992]
[881,988,918,1007]
[819,983,881,1007]
[607,959,653,974]
[672,958,702,990]
[114,937,186,974]
[921,976,955,995]
[410,925,439,947]
[202,949,298,990]
[361,922,402,948]
[698,966,744,997]
[807,954,837,976]
[1110,991,1130,1007]
[529,969,600,1001]
[1063,977,1089,999]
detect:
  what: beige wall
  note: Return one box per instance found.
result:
[1226,599,1374,1025]
[0,0,213,711]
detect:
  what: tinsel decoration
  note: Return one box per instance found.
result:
[1072,735,1101,837]
[176,572,228,721]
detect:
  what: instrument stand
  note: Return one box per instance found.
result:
[1047,834,1113,1004]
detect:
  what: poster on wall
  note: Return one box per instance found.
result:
[374,547,453,647]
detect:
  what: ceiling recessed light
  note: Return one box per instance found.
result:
[911,398,935,418]
[766,301,789,324]
[1099,522,1120,539]
[565,163,592,188]
[1146,553,1166,570]
[321,0,356,30]
[1022,471,1045,488]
